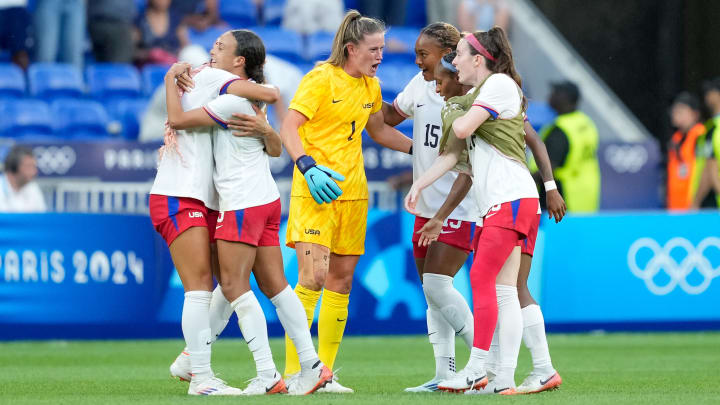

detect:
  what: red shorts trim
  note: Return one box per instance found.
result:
[412,216,473,258]
[214,199,281,246]
[149,194,212,246]
[472,198,541,255]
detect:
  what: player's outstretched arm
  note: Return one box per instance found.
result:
[452,105,491,139]
[524,121,566,222]
[280,109,345,204]
[366,109,413,153]
[417,172,473,247]
[381,100,406,127]
[405,136,463,214]
[225,81,279,104]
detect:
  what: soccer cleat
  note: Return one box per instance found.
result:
[404,377,446,392]
[463,379,517,395]
[242,372,288,395]
[316,372,354,393]
[188,376,243,396]
[516,371,562,394]
[169,351,192,382]
[437,368,488,393]
[288,361,333,395]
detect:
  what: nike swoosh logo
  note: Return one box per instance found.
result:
[332,99,342,103]
[246,337,256,345]
[440,230,454,234]
[265,380,280,393]
[416,104,425,107]
[539,374,555,386]
[206,340,212,345]
[485,212,497,219]
[215,224,223,229]
[494,387,510,393]
[336,318,346,322]
[428,331,437,336]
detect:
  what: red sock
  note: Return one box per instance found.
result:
[470,226,519,350]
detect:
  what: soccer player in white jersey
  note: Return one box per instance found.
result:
[149,33,280,395]
[380,23,477,392]
[416,51,565,394]
[406,27,548,395]
[163,30,333,396]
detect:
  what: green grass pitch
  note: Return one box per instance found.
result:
[2,332,719,404]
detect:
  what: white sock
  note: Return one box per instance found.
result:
[495,285,522,387]
[522,304,554,375]
[466,347,488,374]
[182,290,213,380]
[209,284,233,342]
[426,307,455,379]
[231,291,276,379]
[270,285,319,372]
[485,321,500,378]
[422,273,474,349]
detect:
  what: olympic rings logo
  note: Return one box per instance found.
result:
[627,237,720,295]
[33,146,77,175]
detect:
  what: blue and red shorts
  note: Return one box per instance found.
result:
[214,198,281,247]
[472,198,541,256]
[412,216,474,258]
[149,194,218,246]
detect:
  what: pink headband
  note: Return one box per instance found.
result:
[465,33,496,62]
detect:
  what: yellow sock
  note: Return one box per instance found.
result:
[284,284,321,376]
[318,289,350,370]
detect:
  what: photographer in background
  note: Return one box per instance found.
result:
[0,146,46,213]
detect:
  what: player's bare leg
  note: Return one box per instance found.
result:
[217,241,285,395]
[516,253,561,394]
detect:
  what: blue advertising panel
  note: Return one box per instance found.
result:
[539,212,720,326]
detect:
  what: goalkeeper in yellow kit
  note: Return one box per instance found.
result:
[279,9,412,393]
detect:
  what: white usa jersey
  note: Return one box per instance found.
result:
[150,67,241,210]
[204,94,280,212]
[467,74,539,218]
[394,72,478,222]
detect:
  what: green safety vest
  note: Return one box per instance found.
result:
[539,111,601,212]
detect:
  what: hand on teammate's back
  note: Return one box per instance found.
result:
[296,155,345,204]
[228,104,271,138]
[545,189,567,223]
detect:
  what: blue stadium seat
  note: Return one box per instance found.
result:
[86,64,142,100]
[251,27,303,63]
[385,27,418,62]
[377,62,418,101]
[306,31,335,62]
[219,0,259,28]
[142,64,169,96]
[263,0,286,26]
[51,99,110,139]
[187,26,226,51]
[404,0,427,27]
[526,100,557,132]
[106,99,149,140]
[0,63,26,98]
[28,63,84,100]
[0,99,53,138]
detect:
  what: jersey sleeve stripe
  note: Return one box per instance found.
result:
[472,103,499,119]
[219,78,244,95]
[392,99,411,118]
[202,106,228,129]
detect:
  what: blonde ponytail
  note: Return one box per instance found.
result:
[324,9,385,66]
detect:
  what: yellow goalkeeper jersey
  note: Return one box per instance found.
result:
[288,63,382,200]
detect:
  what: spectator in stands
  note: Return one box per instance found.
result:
[0,146,46,212]
[88,0,137,63]
[172,0,221,31]
[135,0,190,65]
[0,0,33,69]
[359,0,406,26]
[264,54,303,127]
[458,0,510,33]
[692,79,720,209]
[539,81,601,212]
[667,92,706,211]
[33,0,86,69]
[426,0,461,27]
[282,0,344,35]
